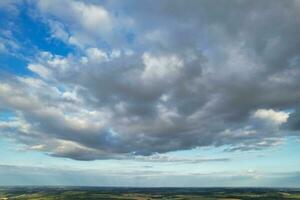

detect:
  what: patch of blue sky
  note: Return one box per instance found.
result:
[0,3,75,77]
[0,110,16,121]
[0,53,32,76]
[0,138,69,168]
[14,4,74,57]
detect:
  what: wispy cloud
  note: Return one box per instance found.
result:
[1,164,299,187]
[132,154,230,163]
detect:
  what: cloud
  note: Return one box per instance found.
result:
[27,63,52,79]
[0,0,300,160]
[35,0,128,48]
[253,109,289,125]
[141,53,183,83]
[133,154,230,163]
[0,0,22,15]
[85,48,109,63]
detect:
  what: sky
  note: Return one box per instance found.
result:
[0,0,300,187]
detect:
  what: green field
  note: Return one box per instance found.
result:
[1,187,300,200]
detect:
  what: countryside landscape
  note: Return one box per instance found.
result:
[1,187,300,200]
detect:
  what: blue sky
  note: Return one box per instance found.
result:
[0,0,300,187]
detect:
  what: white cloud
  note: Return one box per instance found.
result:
[29,144,45,150]
[28,63,52,79]
[37,0,114,47]
[86,47,108,63]
[142,53,183,82]
[253,109,289,125]
[70,1,112,34]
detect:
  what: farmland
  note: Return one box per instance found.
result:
[1,187,300,200]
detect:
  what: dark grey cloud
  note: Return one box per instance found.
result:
[0,0,300,160]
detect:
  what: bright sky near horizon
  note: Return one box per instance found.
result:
[0,0,300,187]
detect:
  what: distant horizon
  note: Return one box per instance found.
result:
[0,185,300,190]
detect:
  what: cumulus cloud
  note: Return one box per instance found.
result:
[35,0,131,48]
[0,0,300,160]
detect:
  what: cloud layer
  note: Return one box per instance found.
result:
[1,164,299,187]
[0,0,300,160]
